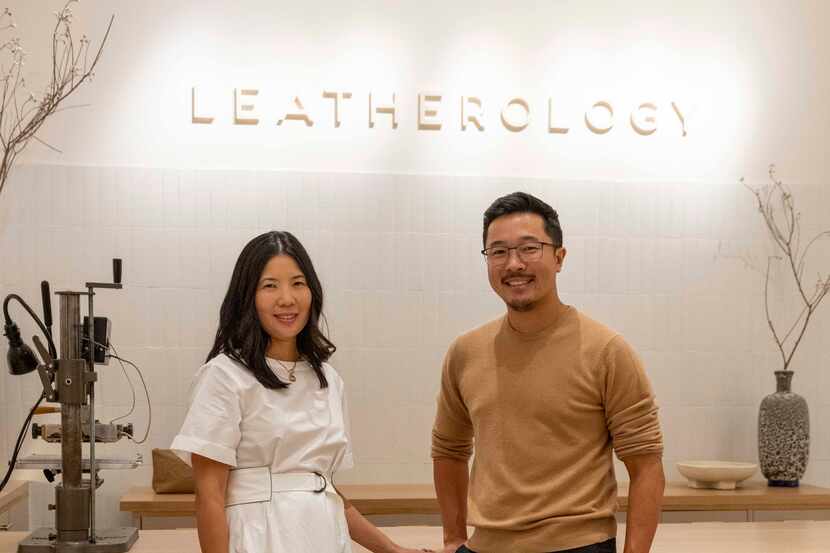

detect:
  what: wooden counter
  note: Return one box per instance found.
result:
[3,522,830,552]
[618,481,830,512]
[0,481,28,518]
[120,481,830,527]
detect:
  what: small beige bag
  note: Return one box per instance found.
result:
[151,448,195,493]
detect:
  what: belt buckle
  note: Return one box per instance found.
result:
[313,471,327,493]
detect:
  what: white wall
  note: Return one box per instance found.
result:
[0,0,828,530]
[2,0,827,183]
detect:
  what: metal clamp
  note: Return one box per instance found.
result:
[313,471,327,493]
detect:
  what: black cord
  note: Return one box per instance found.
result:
[78,338,135,425]
[0,393,44,493]
[108,350,152,444]
[108,354,136,424]
[3,294,57,359]
[0,294,56,491]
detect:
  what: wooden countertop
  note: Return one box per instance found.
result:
[120,481,830,517]
[0,481,28,516]
[3,522,830,552]
[618,481,830,511]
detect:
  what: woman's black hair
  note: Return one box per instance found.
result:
[207,231,334,389]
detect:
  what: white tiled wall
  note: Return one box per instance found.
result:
[0,164,829,529]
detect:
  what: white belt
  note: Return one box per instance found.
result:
[225,467,332,507]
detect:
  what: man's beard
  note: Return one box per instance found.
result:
[507,298,535,312]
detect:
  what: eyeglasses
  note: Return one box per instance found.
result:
[480,241,558,265]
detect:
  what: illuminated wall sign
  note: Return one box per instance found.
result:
[191,88,690,137]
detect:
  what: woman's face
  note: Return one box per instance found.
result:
[254,254,312,356]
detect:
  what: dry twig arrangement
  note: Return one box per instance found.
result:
[742,165,830,371]
[0,0,113,198]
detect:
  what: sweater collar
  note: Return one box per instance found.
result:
[502,304,574,340]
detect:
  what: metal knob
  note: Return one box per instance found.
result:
[113,258,122,284]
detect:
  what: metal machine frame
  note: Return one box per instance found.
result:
[12,260,140,553]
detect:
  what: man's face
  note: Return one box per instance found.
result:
[484,212,565,312]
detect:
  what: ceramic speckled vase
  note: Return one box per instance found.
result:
[758,370,810,487]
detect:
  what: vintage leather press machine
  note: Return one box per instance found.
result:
[3,259,141,552]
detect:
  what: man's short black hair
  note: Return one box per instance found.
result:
[482,191,563,247]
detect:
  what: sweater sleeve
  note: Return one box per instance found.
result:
[431,340,474,460]
[601,335,663,460]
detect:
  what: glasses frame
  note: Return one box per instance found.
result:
[480,241,559,265]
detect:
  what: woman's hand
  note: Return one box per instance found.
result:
[342,494,439,553]
[437,542,465,553]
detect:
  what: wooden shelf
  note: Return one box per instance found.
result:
[120,481,830,524]
[618,481,830,511]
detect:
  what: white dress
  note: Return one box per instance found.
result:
[171,353,354,553]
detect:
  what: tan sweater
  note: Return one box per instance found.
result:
[432,307,663,553]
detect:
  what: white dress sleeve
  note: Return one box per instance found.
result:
[337,372,355,472]
[171,362,243,467]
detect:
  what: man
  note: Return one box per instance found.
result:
[432,192,664,553]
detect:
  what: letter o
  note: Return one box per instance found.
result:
[585,101,614,134]
[501,98,530,132]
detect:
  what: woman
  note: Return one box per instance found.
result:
[171,231,429,553]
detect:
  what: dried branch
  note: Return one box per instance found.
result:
[0,1,113,200]
[764,255,788,367]
[715,240,763,275]
[32,134,61,153]
[742,165,830,371]
[780,302,809,346]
